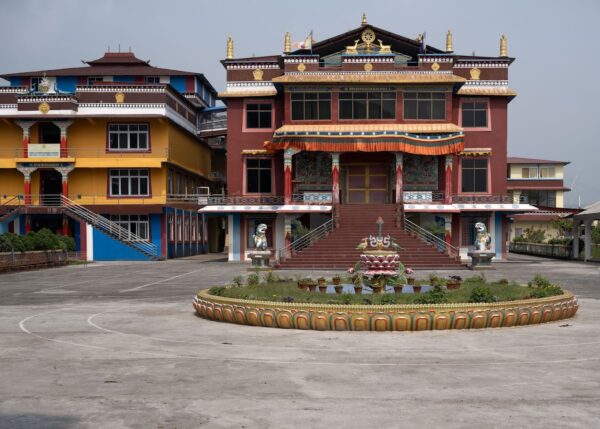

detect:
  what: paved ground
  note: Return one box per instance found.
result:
[1,254,599,428]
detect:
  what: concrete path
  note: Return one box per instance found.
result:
[1,254,599,428]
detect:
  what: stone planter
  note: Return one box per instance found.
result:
[334,285,343,294]
[412,285,422,293]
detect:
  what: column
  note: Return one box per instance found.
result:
[15,120,34,158]
[512,190,521,204]
[444,154,453,204]
[55,165,75,201]
[283,149,295,204]
[62,215,69,236]
[25,215,31,234]
[572,220,581,259]
[54,120,73,158]
[331,153,340,204]
[394,153,403,204]
[584,219,592,262]
[283,216,292,259]
[16,165,37,205]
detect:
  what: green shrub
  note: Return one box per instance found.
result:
[247,273,260,286]
[58,235,75,251]
[0,233,26,252]
[208,286,226,296]
[0,230,73,252]
[469,285,497,303]
[526,274,563,298]
[528,274,551,288]
[415,284,448,304]
[378,294,397,305]
[231,276,244,287]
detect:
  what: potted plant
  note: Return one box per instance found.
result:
[334,284,344,294]
[317,277,328,293]
[348,264,363,294]
[307,279,317,292]
[412,283,422,294]
[297,278,309,291]
[405,267,415,285]
[447,275,462,290]
[332,275,342,286]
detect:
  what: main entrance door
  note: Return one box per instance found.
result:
[345,164,389,204]
[40,169,62,205]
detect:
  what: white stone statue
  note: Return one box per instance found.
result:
[253,223,268,250]
[474,222,492,251]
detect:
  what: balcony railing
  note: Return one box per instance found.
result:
[1,147,171,159]
[198,118,227,132]
[198,194,334,206]
[1,194,160,206]
[452,194,529,204]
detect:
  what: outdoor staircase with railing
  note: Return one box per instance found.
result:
[276,204,463,270]
[0,196,23,223]
[1,194,161,260]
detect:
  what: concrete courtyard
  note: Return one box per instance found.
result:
[1,254,600,428]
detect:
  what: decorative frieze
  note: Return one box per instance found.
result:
[225,63,280,70]
[454,62,510,68]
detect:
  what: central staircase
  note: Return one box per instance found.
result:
[277,204,464,270]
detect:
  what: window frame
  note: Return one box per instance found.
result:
[242,99,274,132]
[459,98,491,130]
[521,166,538,179]
[459,157,490,194]
[31,77,43,92]
[403,91,447,121]
[107,214,150,241]
[144,76,160,84]
[338,91,396,120]
[243,157,274,195]
[108,168,151,198]
[290,92,332,121]
[87,76,104,86]
[521,190,557,207]
[539,166,556,179]
[106,123,151,152]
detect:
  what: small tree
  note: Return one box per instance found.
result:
[521,227,546,243]
[550,219,573,239]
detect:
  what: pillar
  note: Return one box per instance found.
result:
[16,165,37,205]
[584,219,592,262]
[55,165,74,201]
[444,154,453,204]
[331,153,340,204]
[284,149,294,204]
[15,120,33,158]
[512,190,521,204]
[572,220,581,259]
[444,214,452,247]
[394,153,403,203]
[284,216,292,258]
[54,120,73,158]
[25,215,31,234]
[62,215,69,236]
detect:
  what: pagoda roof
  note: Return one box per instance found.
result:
[85,52,150,66]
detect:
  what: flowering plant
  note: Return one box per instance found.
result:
[405,267,414,275]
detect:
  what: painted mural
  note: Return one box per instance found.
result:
[293,152,332,190]
[403,154,438,190]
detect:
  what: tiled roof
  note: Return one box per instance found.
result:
[507,157,570,165]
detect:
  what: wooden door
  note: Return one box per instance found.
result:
[345,164,389,204]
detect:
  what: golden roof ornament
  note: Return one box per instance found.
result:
[500,34,507,57]
[284,32,291,54]
[226,36,234,60]
[361,12,367,26]
[446,30,453,53]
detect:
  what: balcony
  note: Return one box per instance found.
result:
[2,146,170,162]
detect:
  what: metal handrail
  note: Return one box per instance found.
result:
[60,195,158,258]
[403,217,459,259]
[276,218,334,261]
[0,147,170,159]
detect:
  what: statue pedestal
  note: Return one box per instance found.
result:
[247,250,272,271]
[467,251,496,270]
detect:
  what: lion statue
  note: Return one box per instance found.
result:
[474,222,492,251]
[253,223,268,250]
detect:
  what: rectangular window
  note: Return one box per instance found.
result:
[108,123,149,151]
[108,214,150,241]
[522,190,556,207]
[246,103,272,129]
[291,93,331,120]
[339,92,396,120]
[88,76,103,86]
[31,77,43,92]
[109,169,150,196]
[144,76,160,84]
[461,101,488,127]
[521,167,538,178]
[461,158,488,193]
[246,158,272,193]
[404,92,446,120]
[539,166,556,178]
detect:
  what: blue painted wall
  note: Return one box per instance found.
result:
[9,77,21,86]
[231,214,241,261]
[92,228,151,261]
[494,212,503,254]
[57,76,77,93]
[170,76,186,93]
[113,76,134,83]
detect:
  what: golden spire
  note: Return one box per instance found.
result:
[446,30,453,53]
[500,34,507,57]
[361,12,367,26]
[226,36,234,60]
[284,32,291,54]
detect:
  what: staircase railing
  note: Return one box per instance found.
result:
[59,195,159,259]
[403,217,460,259]
[0,195,24,222]
[276,218,334,262]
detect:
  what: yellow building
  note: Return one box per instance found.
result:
[0,52,226,260]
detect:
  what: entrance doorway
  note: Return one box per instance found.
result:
[345,164,389,204]
[40,169,62,205]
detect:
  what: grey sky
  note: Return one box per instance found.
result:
[1,0,598,206]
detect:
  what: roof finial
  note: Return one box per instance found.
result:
[226,36,234,60]
[446,30,453,53]
[361,12,367,26]
[284,32,291,54]
[500,34,507,57]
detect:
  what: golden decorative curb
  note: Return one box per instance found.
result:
[192,289,578,331]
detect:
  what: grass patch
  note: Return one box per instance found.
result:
[200,274,564,305]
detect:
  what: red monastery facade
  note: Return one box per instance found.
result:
[203,16,535,267]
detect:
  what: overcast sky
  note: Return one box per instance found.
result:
[1,0,598,206]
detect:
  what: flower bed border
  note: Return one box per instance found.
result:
[193,289,578,331]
